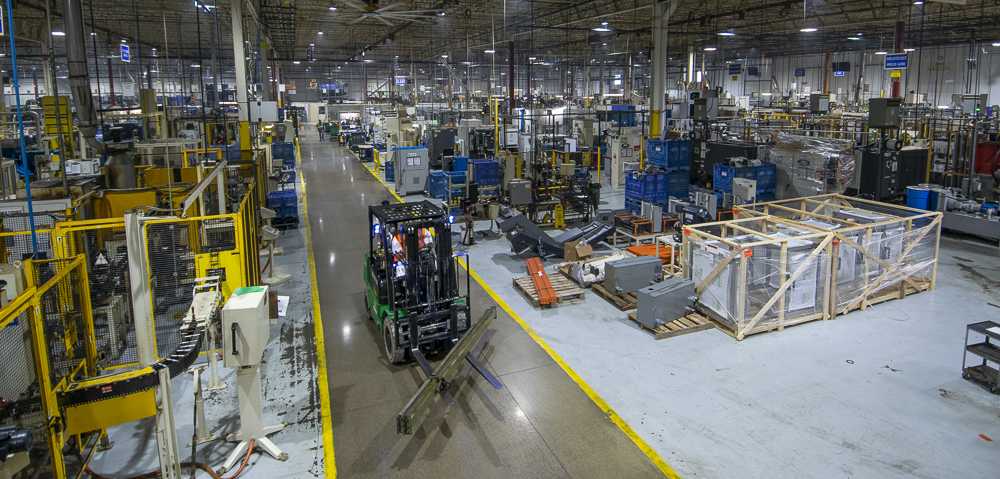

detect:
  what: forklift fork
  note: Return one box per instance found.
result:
[397,306,503,435]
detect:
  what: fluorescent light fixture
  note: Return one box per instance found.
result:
[121,39,128,43]
[704,47,717,51]
[310,43,315,46]
[441,54,448,58]
[848,37,861,40]
[762,93,772,96]
[875,51,888,55]
[329,6,336,10]
[364,59,373,63]
[191,64,201,67]
[913,1,923,4]
[51,31,66,36]
[485,49,495,53]
[592,27,611,32]
[293,60,301,64]
[718,31,735,36]
[904,48,916,52]
[528,56,536,60]
[602,21,609,26]
[438,11,445,16]
[800,27,818,32]
[317,31,324,35]
[994,42,1000,46]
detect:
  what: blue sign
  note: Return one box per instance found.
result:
[794,68,805,77]
[728,64,742,75]
[884,53,907,69]
[834,71,845,77]
[120,44,130,62]
[396,78,406,85]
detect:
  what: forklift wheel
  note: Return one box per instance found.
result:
[383,315,407,364]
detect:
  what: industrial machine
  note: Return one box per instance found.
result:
[392,147,430,196]
[636,278,696,329]
[363,201,503,434]
[424,127,457,169]
[604,256,664,295]
[608,127,644,187]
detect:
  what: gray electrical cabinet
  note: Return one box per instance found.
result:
[508,179,533,205]
[604,256,664,295]
[810,94,830,114]
[636,278,696,329]
[868,98,902,128]
[393,147,430,196]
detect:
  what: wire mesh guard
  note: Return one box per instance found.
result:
[0,307,47,477]
[32,259,91,386]
[63,226,137,369]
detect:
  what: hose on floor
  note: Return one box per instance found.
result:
[77,438,255,479]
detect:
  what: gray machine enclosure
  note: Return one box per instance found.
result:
[393,147,430,195]
[604,256,664,295]
[636,278,696,329]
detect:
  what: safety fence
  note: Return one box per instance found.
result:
[0,152,266,478]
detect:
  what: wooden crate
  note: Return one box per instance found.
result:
[682,215,835,340]
[627,312,716,340]
[513,272,585,308]
[734,194,942,318]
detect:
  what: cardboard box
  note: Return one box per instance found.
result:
[563,240,594,262]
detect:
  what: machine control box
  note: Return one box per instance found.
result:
[604,256,664,295]
[508,179,533,205]
[222,286,270,368]
[733,178,757,205]
[868,98,902,128]
[810,94,830,114]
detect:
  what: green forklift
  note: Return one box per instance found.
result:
[364,200,503,434]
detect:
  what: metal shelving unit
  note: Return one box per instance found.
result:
[962,321,1000,393]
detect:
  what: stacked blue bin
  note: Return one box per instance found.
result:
[646,139,691,171]
[385,161,395,182]
[452,156,469,172]
[713,163,777,203]
[428,171,466,199]
[469,159,499,187]
[266,190,299,229]
[272,142,296,168]
[625,169,689,207]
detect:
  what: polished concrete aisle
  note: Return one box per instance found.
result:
[299,136,665,478]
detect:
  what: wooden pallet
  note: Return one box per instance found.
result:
[591,283,638,311]
[695,304,827,340]
[513,271,586,308]
[627,312,717,340]
[836,282,929,316]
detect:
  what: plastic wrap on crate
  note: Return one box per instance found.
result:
[764,133,855,198]
[736,195,940,318]
[687,218,834,338]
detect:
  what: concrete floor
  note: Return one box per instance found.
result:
[358,141,1000,478]
[300,136,665,478]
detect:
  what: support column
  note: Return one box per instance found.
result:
[509,41,515,112]
[231,0,251,158]
[688,46,695,84]
[823,47,831,94]
[892,21,905,98]
[651,0,678,138]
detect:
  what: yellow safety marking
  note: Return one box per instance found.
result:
[353,146,680,478]
[297,138,338,478]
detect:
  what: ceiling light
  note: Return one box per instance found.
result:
[441,54,448,58]
[848,37,861,40]
[593,27,611,32]
[602,43,607,46]
[875,51,888,55]
[121,39,128,43]
[800,27,818,32]
[913,1,923,4]
[529,56,536,60]
[857,32,863,35]
[329,6,336,10]
[317,31,324,35]
[90,32,96,35]
[310,43,315,46]
[994,42,1000,46]
[762,93,772,96]
[602,21,609,26]
[293,60,301,64]
[51,31,66,36]
[704,47,717,51]
[438,11,445,16]
[485,49,495,53]
[904,48,916,52]
[191,64,201,68]
[718,32,735,36]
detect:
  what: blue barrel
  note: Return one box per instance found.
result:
[906,187,930,210]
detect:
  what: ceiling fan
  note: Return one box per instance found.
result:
[338,0,441,26]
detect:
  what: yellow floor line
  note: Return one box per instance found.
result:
[352,149,680,479]
[297,138,338,478]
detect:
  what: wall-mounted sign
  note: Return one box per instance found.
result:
[884,53,907,69]
[121,44,130,62]
[794,68,805,77]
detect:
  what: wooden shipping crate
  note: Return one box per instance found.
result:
[734,194,942,318]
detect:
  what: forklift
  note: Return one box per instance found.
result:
[364,200,503,434]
